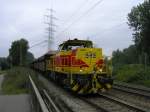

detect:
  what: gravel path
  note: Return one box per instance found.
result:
[0,94,31,112]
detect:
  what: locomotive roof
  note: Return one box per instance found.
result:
[59,39,93,47]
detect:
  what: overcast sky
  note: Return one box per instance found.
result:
[0,0,144,58]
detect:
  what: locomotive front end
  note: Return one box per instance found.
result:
[71,47,113,94]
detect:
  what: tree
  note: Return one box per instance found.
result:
[8,38,30,66]
[26,52,34,65]
[112,45,139,67]
[0,57,9,70]
[128,0,150,64]
[112,45,139,75]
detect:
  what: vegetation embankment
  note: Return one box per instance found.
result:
[114,64,150,87]
[0,38,36,94]
[112,1,150,88]
[0,70,6,75]
[1,67,41,94]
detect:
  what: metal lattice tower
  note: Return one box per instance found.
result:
[45,8,56,51]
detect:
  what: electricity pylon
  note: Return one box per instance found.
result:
[45,8,57,51]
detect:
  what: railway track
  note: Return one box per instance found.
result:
[79,82,150,112]
[30,74,74,112]
[39,76,113,112]
[80,93,148,112]
[40,89,61,112]
[41,89,75,112]
[39,75,103,112]
[37,74,150,112]
[114,82,150,92]
[101,82,150,111]
[99,93,148,112]
[79,97,109,112]
[41,90,149,112]
[113,83,150,98]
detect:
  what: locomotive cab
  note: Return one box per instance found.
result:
[57,39,108,75]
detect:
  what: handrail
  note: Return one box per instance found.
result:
[29,75,49,112]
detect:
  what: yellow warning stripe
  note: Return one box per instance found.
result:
[72,83,79,92]
[105,83,112,89]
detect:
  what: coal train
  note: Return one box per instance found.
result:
[31,39,113,94]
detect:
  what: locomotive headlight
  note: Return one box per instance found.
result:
[80,69,83,72]
[99,69,102,72]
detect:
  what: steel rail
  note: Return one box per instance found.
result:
[42,89,61,112]
[99,93,148,112]
[38,75,75,112]
[113,86,150,99]
[79,97,109,112]
[114,82,150,92]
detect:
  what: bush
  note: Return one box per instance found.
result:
[115,64,150,87]
[2,67,38,94]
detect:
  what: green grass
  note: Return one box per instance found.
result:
[0,70,6,75]
[1,67,39,94]
[114,64,150,87]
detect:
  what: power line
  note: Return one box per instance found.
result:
[30,0,104,50]
[91,22,126,37]
[29,40,47,49]
[55,0,104,38]
[60,0,91,26]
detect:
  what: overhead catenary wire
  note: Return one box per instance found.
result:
[55,0,104,38]
[29,1,126,50]
[29,0,129,51]
[89,0,140,38]
[91,22,126,37]
[29,40,47,49]
[60,0,91,26]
